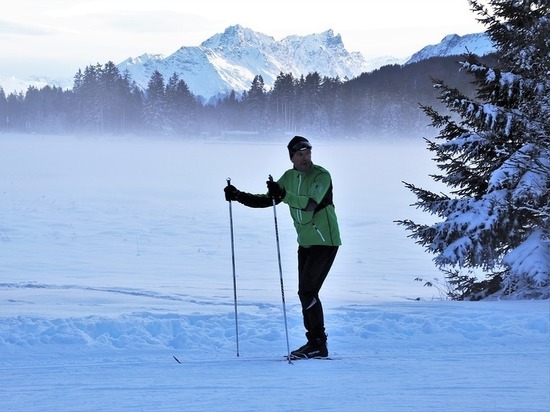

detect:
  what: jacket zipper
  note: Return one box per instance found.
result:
[312,223,326,242]
[296,174,303,222]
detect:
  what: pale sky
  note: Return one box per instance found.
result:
[0,0,485,79]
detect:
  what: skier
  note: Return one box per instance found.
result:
[224,136,341,359]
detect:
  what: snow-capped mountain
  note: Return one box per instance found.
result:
[120,28,495,101]
[118,25,371,102]
[1,27,495,99]
[0,75,72,95]
[406,32,495,64]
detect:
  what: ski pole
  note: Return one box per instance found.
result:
[268,175,292,364]
[227,178,240,357]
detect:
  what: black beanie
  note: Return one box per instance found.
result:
[287,136,312,159]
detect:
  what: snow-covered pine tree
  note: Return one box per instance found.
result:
[397,0,549,300]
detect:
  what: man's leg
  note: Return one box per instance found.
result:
[293,245,338,357]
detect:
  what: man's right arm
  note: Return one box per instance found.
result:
[235,191,275,208]
[224,184,276,208]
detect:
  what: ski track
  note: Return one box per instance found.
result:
[0,284,548,411]
[0,345,548,412]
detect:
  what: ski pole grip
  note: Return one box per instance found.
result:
[268,175,275,201]
[227,177,231,186]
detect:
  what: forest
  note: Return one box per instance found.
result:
[0,54,495,140]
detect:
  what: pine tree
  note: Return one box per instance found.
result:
[397,0,549,299]
[165,73,197,136]
[73,64,103,132]
[242,75,267,132]
[118,70,143,135]
[300,72,328,136]
[270,72,297,133]
[217,90,241,133]
[143,70,166,134]
[0,87,7,130]
[320,76,344,136]
[164,73,182,134]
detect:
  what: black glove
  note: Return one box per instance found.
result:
[224,184,240,201]
[266,179,285,201]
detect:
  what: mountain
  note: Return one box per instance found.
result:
[0,27,495,99]
[0,74,72,95]
[118,28,495,102]
[117,25,371,102]
[406,32,495,64]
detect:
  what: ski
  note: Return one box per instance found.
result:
[172,355,334,364]
[173,355,286,364]
[285,355,333,361]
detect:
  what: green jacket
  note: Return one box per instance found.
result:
[237,164,341,247]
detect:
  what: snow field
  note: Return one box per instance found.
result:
[0,134,548,411]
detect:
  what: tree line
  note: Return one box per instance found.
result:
[0,55,489,139]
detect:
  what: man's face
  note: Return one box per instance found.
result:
[291,149,312,172]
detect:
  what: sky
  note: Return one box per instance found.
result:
[0,0,486,80]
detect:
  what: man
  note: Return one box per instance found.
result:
[224,136,341,359]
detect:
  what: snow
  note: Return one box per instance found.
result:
[0,134,548,411]
[117,25,370,101]
[406,32,495,64]
[503,228,550,287]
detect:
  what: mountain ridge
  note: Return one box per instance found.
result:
[407,32,495,64]
[1,26,494,99]
[118,25,373,102]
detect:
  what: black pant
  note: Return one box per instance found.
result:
[297,245,339,342]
